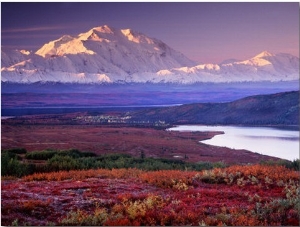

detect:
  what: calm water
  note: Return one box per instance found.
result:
[168,125,299,161]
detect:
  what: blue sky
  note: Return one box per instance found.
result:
[1,2,299,63]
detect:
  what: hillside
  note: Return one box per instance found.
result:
[130,91,300,125]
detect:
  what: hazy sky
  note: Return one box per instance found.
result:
[1,2,299,63]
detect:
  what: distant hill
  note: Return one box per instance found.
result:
[130,91,299,125]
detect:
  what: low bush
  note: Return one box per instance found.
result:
[2,148,27,154]
[25,150,58,160]
[25,149,97,161]
[2,149,227,177]
[260,159,300,171]
[47,155,81,172]
[58,149,97,158]
[1,152,35,177]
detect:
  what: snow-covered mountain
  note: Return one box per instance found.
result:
[1,25,299,84]
[1,49,32,68]
[154,51,299,83]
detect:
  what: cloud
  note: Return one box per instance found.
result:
[2,33,64,39]
[2,25,69,33]
[1,45,38,50]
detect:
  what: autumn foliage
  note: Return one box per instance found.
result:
[2,164,299,226]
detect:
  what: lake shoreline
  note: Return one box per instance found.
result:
[168,125,299,161]
[169,123,300,131]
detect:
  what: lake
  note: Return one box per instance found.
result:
[168,125,299,161]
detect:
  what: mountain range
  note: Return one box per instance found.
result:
[1,25,299,84]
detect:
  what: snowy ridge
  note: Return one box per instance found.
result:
[1,49,32,68]
[157,51,299,83]
[1,25,299,84]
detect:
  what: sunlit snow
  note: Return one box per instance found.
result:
[1,26,299,84]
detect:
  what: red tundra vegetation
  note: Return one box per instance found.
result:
[2,165,299,226]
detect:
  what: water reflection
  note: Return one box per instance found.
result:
[168,125,299,161]
[243,135,299,141]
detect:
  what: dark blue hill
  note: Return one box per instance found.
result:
[131,91,300,126]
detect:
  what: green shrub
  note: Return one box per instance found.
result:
[46,155,81,171]
[79,157,99,170]
[212,161,227,169]
[192,162,214,171]
[25,149,97,160]
[25,150,58,160]
[54,149,96,158]
[288,159,300,171]
[1,148,228,177]
[260,159,300,171]
[1,151,18,159]
[3,148,27,154]
[1,152,33,177]
[1,152,21,176]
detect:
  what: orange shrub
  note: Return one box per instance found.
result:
[19,199,50,213]
[196,164,299,186]
[23,168,144,182]
[139,170,197,189]
[224,165,299,182]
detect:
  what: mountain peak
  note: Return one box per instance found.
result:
[19,50,31,55]
[254,51,274,58]
[92,25,115,34]
[121,28,133,36]
[120,28,155,45]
